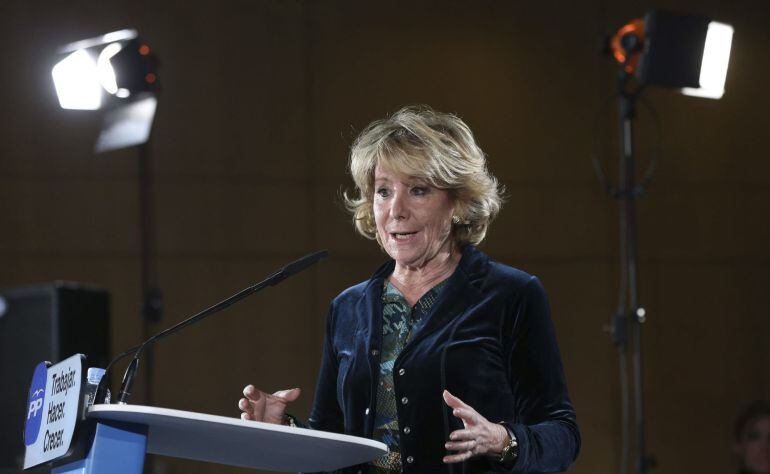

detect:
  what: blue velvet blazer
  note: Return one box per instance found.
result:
[309,245,580,473]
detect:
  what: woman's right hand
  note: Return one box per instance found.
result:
[238,385,301,424]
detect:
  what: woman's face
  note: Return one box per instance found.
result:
[736,416,770,474]
[373,164,455,269]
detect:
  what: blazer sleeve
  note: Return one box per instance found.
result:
[308,304,345,433]
[504,276,581,472]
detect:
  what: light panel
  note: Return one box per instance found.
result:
[682,21,734,99]
[51,50,102,110]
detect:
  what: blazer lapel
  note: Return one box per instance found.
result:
[359,259,393,436]
[400,245,489,355]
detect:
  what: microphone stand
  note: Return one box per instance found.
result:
[95,250,328,405]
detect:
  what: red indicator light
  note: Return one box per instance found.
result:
[145,73,157,84]
[139,44,151,56]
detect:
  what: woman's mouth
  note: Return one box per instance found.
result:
[391,231,417,242]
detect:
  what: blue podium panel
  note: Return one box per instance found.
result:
[52,422,147,474]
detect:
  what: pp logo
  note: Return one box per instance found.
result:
[24,362,48,446]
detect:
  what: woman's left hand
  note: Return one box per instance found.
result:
[442,390,510,464]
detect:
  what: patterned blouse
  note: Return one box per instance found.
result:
[371,279,448,472]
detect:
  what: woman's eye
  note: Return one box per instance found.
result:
[411,186,429,196]
[376,187,390,198]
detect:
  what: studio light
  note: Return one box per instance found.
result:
[52,29,158,110]
[49,29,164,412]
[597,8,735,474]
[610,9,734,99]
[52,29,159,153]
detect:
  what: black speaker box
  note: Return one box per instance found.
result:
[0,282,110,472]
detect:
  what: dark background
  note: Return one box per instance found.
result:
[1,1,768,473]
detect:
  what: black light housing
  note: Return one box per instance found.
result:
[637,10,710,88]
[610,10,734,99]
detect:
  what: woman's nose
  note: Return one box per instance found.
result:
[390,190,408,220]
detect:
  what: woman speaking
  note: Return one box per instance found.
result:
[238,106,580,473]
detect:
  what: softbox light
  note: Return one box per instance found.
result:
[636,10,733,99]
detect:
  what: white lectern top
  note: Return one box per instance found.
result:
[88,404,387,472]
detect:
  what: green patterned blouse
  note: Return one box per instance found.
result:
[371,279,448,473]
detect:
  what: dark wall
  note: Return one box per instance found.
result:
[1,1,768,473]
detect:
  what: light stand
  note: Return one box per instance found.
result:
[614,69,653,474]
[597,9,734,474]
[138,140,162,405]
[51,29,162,407]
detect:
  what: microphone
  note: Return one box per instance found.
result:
[97,250,329,405]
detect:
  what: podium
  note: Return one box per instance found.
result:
[52,405,387,473]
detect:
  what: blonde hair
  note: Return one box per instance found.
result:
[345,105,503,246]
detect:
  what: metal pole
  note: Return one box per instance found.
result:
[137,141,162,406]
[615,90,631,474]
[618,86,649,474]
[137,140,161,474]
